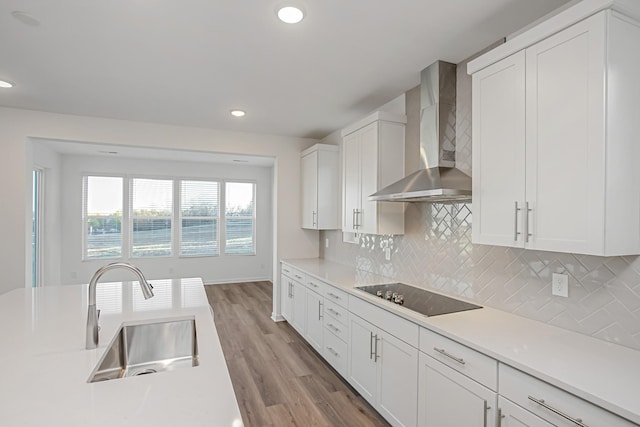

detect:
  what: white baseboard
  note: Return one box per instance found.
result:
[271,314,286,322]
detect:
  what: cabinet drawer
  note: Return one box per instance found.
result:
[349,295,419,348]
[323,328,348,377]
[324,314,348,342]
[281,264,305,282]
[306,277,327,294]
[324,286,349,308]
[420,327,497,391]
[324,300,348,327]
[499,364,636,427]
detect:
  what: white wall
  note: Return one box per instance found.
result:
[56,153,272,285]
[0,107,319,323]
[32,141,63,286]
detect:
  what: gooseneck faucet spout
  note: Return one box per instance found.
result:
[86,262,154,349]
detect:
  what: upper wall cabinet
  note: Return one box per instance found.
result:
[341,112,406,236]
[470,7,640,256]
[301,144,340,230]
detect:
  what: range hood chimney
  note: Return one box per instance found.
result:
[369,61,472,202]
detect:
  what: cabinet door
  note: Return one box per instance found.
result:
[290,280,306,334]
[418,353,496,427]
[343,131,361,233]
[281,274,293,322]
[305,290,324,353]
[358,122,379,235]
[301,151,318,229]
[347,314,377,405]
[472,50,526,248]
[499,397,553,427]
[525,13,606,254]
[378,331,419,427]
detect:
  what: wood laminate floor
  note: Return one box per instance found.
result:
[205,281,390,427]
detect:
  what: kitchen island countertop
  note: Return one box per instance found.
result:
[282,258,640,425]
[0,278,242,427]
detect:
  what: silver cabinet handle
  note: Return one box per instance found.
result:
[352,209,357,230]
[283,268,291,274]
[528,396,588,427]
[318,300,323,320]
[374,335,381,361]
[294,274,303,280]
[328,323,340,333]
[525,201,532,243]
[312,211,317,227]
[484,402,491,427]
[327,308,340,316]
[498,408,504,426]
[327,347,339,357]
[370,332,375,360]
[433,347,465,365]
[356,209,361,228]
[514,201,521,241]
[309,281,318,288]
[327,292,340,300]
[290,283,294,297]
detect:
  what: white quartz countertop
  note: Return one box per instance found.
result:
[0,278,242,427]
[283,258,640,425]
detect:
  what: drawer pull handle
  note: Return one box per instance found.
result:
[294,274,303,280]
[328,324,340,333]
[327,347,339,357]
[309,282,318,288]
[327,308,340,316]
[528,396,588,427]
[433,347,465,365]
[328,293,341,300]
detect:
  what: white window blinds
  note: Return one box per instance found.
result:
[131,178,173,257]
[225,182,256,255]
[84,176,123,259]
[180,180,220,256]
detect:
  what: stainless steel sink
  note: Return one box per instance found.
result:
[88,317,199,383]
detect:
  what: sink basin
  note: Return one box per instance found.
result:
[88,317,199,383]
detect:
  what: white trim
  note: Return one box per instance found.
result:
[341,111,407,137]
[467,0,640,74]
[203,276,271,285]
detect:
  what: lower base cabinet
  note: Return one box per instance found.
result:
[498,397,553,427]
[418,353,497,427]
[348,313,418,427]
[305,289,324,352]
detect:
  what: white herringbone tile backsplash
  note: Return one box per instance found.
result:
[321,203,640,351]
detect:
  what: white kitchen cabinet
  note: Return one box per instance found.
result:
[348,313,418,427]
[342,111,405,236]
[280,265,307,335]
[301,144,339,230]
[418,353,497,427]
[305,289,324,353]
[498,397,554,427]
[471,10,640,256]
[499,364,636,427]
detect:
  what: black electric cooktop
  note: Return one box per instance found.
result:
[356,283,481,317]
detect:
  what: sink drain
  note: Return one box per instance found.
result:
[133,369,157,376]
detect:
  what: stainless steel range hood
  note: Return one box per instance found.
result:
[369,61,472,202]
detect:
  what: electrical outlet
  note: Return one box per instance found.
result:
[325,238,329,248]
[552,273,569,297]
[384,247,391,261]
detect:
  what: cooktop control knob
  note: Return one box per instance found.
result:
[376,290,384,298]
[385,290,393,300]
[394,294,405,305]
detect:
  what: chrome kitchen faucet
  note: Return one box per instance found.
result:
[85,262,154,349]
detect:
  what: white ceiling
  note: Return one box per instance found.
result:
[2,0,571,140]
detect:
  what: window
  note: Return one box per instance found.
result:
[180,180,219,256]
[131,178,173,257]
[84,176,123,259]
[225,181,256,255]
[82,175,255,259]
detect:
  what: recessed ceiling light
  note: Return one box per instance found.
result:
[277,6,304,24]
[0,80,14,89]
[11,11,41,27]
[230,109,246,117]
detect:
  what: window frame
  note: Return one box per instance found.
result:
[178,178,221,258]
[223,179,257,256]
[82,174,125,261]
[129,176,175,259]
